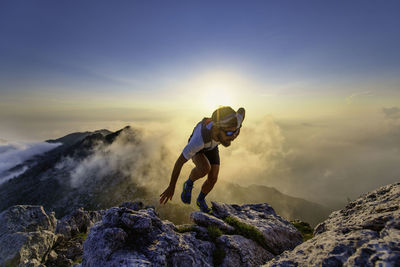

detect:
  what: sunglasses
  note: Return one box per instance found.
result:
[223,126,241,136]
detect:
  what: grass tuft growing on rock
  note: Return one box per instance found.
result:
[74,232,89,241]
[207,225,223,241]
[175,225,197,233]
[291,220,313,241]
[224,216,269,250]
[73,257,83,265]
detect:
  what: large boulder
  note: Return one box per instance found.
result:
[81,200,303,266]
[217,235,274,267]
[82,207,215,266]
[265,182,400,266]
[0,205,57,267]
[189,210,277,266]
[211,202,302,255]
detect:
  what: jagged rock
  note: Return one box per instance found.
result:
[123,201,154,211]
[175,224,211,241]
[190,211,235,233]
[264,182,400,266]
[82,201,301,266]
[45,248,74,267]
[0,205,57,267]
[217,235,274,267]
[120,201,156,211]
[56,208,103,240]
[47,250,58,262]
[82,207,215,266]
[45,208,103,267]
[211,202,302,255]
[120,201,144,211]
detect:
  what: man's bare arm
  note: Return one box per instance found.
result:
[169,153,188,187]
[159,153,188,204]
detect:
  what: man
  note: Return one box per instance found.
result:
[159,106,245,214]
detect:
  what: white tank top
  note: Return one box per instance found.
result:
[182,113,243,160]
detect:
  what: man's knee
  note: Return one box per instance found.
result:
[198,162,211,177]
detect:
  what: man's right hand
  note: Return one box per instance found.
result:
[159,185,175,205]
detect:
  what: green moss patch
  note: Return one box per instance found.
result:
[175,225,198,233]
[74,232,89,241]
[291,220,313,241]
[224,216,269,250]
[72,257,83,265]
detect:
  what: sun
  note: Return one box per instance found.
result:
[202,87,235,111]
[199,73,239,111]
[178,69,245,113]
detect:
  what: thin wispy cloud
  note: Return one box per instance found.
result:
[345,91,374,104]
[383,106,400,120]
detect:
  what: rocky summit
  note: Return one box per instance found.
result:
[81,201,301,267]
[265,182,400,266]
[0,182,399,267]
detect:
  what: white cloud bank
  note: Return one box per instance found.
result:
[0,141,61,184]
[3,106,399,209]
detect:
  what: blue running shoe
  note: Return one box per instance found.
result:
[196,199,213,214]
[181,180,193,204]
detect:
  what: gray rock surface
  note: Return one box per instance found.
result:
[0,205,57,267]
[82,201,301,266]
[7,183,398,267]
[190,211,235,233]
[56,207,103,240]
[265,182,400,266]
[47,208,103,267]
[82,207,215,266]
[211,202,302,255]
[217,235,274,267]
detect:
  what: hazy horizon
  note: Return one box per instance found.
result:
[1,107,399,210]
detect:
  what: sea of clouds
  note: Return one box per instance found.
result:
[1,106,399,209]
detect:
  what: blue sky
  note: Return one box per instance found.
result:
[2,1,399,87]
[0,0,400,140]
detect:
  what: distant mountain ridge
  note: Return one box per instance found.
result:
[211,183,332,227]
[0,126,330,227]
[45,129,112,146]
[0,127,124,217]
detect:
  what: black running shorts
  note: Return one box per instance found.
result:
[196,146,220,165]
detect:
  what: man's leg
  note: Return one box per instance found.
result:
[181,153,210,204]
[196,147,220,213]
[189,153,211,182]
[200,164,220,194]
[196,165,219,213]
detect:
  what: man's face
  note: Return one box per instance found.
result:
[217,126,238,147]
